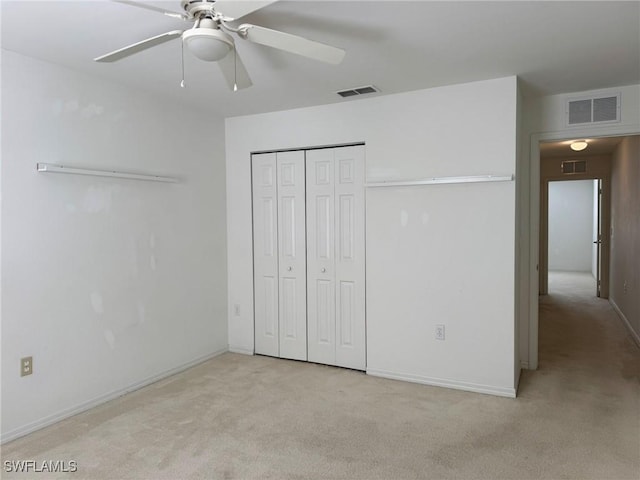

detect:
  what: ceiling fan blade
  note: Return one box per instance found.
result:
[113,0,188,20]
[214,1,278,20]
[94,30,183,62]
[239,24,345,64]
[218,49,253,91]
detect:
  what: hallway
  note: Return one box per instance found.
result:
[539,271,638,378]
[515,270,640,477]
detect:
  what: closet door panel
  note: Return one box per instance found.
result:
[306,149,336,365]
[252,153,280,357]
[335,145,366,370]
[277,150,307,361]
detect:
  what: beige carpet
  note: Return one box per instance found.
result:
[2,271,639,479]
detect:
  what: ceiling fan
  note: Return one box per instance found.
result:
[95,0,346,91]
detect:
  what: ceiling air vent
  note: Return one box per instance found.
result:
[337,85,379,98]
[561,160,587,174]
[566,93,620,126]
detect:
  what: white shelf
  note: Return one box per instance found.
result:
[366,174,514,188]
[37,163,179,183]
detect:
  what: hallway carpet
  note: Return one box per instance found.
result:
[2,272,639,479]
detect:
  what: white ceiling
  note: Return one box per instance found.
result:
[2,1,639,117]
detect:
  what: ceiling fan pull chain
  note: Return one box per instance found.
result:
[220,17,239,91]
[233,47,238,92]
[180,40,186,88]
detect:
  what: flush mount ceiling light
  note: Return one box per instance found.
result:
[570,140,588,151]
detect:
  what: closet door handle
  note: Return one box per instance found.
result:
[287,266,292,271]
[321,268,326,273]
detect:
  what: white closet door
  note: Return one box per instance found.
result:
[252,153,279,357]
[334,145,366,370]
[306,149,336,365]
[306,145,366,371]
[277,151,307,361]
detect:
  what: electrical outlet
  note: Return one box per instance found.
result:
[234,304,240,316]
[435,325,445,341]
[21,356,33,377]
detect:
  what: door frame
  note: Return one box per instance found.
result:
[528,124,640,370]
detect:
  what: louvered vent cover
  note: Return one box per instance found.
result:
[593,96,618,122]
[337,85,379,98]
[566,93,620,125]
[561,160,587,174]
[568,100,592,124]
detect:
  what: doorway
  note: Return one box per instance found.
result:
[538,138,614,300]
[543,177,607,298]
[529,130,640,370]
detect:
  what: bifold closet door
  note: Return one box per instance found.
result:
[276,150,307,361]
[252,153,279,357]
[306,145,366,370]
[306,150,336,366]
[252,151,307,360]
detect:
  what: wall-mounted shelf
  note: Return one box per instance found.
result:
[36,163,179,183]
[366,174,514,188]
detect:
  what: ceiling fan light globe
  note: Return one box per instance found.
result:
[183,28,233,62]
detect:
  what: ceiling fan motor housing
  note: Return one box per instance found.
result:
[181,0,217,18]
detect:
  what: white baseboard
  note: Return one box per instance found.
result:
[366,368,517,398]
[610,298,640,348]
[228,345,254,355]
[520,361,530,369]
[1,348,228,445]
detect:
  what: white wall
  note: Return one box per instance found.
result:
[1,51,228,442]
[548,180,594,272]
[226,76,518,396]
[520,83,640,368]
[610,135,640,344]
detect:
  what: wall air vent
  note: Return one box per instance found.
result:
[566,93,620,126]
[337,85,379,98]
[561,160,587,174]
